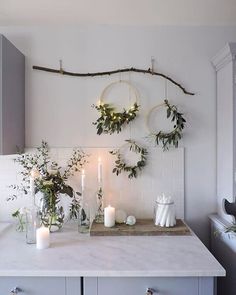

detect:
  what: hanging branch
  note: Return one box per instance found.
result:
[32,65,194,96]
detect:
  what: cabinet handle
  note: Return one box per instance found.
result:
[146,288,154,295]
[10,287,22,295]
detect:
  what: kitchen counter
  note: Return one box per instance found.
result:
[0,222,225,277]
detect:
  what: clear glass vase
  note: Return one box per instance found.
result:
[38,194,65,232]
[15,214,26,232]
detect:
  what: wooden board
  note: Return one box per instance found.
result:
[90,219,191,236]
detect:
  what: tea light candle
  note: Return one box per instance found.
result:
[36,226,50,249]
[104,205,115,227]
[81,169,85,191]
[98,157,102,183]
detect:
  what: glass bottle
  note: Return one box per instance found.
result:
[26,199,40,244]
[78,191,90,233]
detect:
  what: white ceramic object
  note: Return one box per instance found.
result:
[126,215,136,226]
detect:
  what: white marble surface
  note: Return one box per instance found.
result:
[0,222,11,234]
[0,223,225,277]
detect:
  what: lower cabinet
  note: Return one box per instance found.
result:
[0,277,81,295]
[0,276,215,295]
[84,277,215,295]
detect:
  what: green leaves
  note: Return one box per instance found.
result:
[110,140,148,179]
[225,225,236,233]
[153,100,186,151]
[9,141,89,227]
[92,102,140,135]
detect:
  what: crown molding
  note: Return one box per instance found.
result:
[212,43,236,71]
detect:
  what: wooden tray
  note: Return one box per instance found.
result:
[90,219,191,236]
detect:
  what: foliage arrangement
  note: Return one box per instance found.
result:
[150,99,186,151]
[8,141,88,230]
[92,102,139,135]
[110,140,148,179]
[224,225,236,234]
[12,208,27,232]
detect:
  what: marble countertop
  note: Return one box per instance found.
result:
[0,223,225,277]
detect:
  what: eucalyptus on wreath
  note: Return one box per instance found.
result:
[92,102,139,135]
[110,140,148,179]
[92,80,140,135]
[147,99,186,151]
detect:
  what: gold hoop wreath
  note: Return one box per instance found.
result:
[146,99,186,151]
[110,140,148,179]
[92,80,140,135]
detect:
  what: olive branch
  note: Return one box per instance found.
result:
[92,102,139,135]
[149,99,186,151]
[110,140,148,179]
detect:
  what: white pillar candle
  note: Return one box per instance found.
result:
[104,205,115,227]
[98,157,102,183]
[81,169,85,191]
[36,226,50,249]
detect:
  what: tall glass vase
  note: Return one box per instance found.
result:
[94,186,104,223]
[39,193,65,232]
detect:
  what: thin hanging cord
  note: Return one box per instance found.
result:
[129,72,132,140]
[165,79,168,99]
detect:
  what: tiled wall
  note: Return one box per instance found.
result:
[0,147,184,222]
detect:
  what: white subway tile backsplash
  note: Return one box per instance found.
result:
[0,147,184,222]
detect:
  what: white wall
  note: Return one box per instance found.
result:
[1,25,236,245]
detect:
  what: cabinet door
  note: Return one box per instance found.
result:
[0,277,66,295]
[0,35,25,155]
[84,277,200,295]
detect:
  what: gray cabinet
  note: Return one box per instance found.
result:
[0,35,25,155]
[0,277,81,295]
[84,277,214,295]
[210,215,236,295]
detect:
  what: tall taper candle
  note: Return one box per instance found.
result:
[98,157,102,183]
[104,205,115,227]
[29,177,35,197]
[81,169,85,191]
[30,167,40,197]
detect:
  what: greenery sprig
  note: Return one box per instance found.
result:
[110,140,148,179]
[92,102,139,135]
[224,225,236,234]
[149,99,186,151]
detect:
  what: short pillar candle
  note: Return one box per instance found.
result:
[36,226,50,249]
[104,205,115,227]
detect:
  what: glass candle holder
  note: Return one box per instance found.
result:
[26,209,40,244]
[78,202,90,234]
